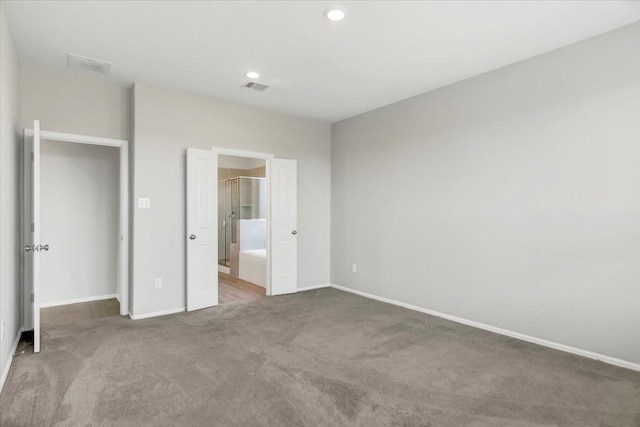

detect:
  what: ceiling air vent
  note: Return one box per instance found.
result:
[67,53,111,74]
[243,81,270,91]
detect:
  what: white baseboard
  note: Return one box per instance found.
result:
[0,328,23,394]
[249,281,266,289]
[130,307,185,320]
[329,283,640,372]
[298,283,331,292]
[40,293,118,308]
[218,265,230,274]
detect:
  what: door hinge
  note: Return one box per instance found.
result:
[31,293,34,303]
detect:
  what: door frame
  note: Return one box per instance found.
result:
[24,128,130,317]
[211,147,274,295]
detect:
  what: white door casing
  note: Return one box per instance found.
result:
[186,148,218,311]
[270,159,298,295]
[23,127,129,324]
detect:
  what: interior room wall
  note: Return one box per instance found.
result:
[219,167,266,181]
[218,155,264,170]
[133,84,331,317]
[40,140,119,306]
[0,3,22,391]
[219,168,247,181]
[331,23,640,365]
[20,68,131,139]
[218,156,266,180]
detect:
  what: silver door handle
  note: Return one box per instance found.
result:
[291,230,297,235]
[189,234,196,240]
[25,244,49,252]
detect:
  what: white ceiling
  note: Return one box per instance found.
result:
[4,1,640,123]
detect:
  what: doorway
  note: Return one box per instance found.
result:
[39,139,120,327]
[218,155,267,304]
[23,121,129,353]
[185,146,298,313]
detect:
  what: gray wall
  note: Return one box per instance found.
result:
[133,84,331,317]
[331,23,640,364]
[40,141,119,305]
[0,3,22,389]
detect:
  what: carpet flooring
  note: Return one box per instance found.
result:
[1,288,639,426]
[41,298,120,328]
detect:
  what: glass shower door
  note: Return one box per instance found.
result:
[218,181,226,266]
[225,180,233,266]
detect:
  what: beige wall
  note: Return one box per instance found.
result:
[0,3,22,390]
[331,23,640,365]
[20,68,131,140]
[248,166,266,178]
[218,166,265,181]
[133,84,331,317]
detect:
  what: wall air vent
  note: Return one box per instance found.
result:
[67,53,111,74]
[243,81,270,91]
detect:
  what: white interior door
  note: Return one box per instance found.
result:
[271,159,298,295]
[186,148,218,311]
[24,120,42,353]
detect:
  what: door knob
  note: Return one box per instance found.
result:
[38,244,49,252]
[189,234,196,240]
[25,245,36,252]
[291,230,297,235]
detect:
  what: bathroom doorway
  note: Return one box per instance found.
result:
[186,146,297,311]
[217,155,267,304]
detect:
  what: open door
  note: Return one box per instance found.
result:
[270,159,298,295]
[23,120,43,353]
[186,148,218,311]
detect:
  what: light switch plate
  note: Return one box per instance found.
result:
[138,198,151,209]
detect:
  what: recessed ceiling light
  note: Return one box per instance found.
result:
[324,7,346,22]
[246,71,260,79]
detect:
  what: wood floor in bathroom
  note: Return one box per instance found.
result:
[218,272,266,304]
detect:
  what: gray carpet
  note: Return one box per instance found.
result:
[1,288,639,426]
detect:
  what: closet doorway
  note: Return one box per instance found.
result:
[23,121,129,353]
